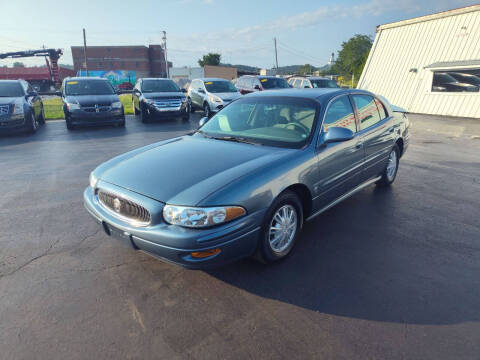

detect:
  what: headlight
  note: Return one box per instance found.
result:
[12,102,24,115]
[209,95,222,103]
[163,205,246,228]
[66,101,80,110]
[111,101,122,109]
[89,172,98,189]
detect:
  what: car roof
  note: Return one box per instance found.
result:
[0,79,21,83]
[243,88,374,101]
[197,78,231,82]
[141,78,174,81]
[64,77,106,81]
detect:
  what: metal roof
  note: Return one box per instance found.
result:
[377,4,480,31]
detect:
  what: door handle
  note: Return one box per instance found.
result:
[355,142,362,149]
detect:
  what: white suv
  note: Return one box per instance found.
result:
[187,78,241,117]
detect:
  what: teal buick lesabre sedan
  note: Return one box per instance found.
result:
[84,88,409,268]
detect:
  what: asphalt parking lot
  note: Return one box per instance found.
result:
[1,113,479,360]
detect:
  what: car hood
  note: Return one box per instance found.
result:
[143,92,184,99]
[65,94,119,106]
[210,92,241,101]
[99,135,292,205]
[0,97,20,105]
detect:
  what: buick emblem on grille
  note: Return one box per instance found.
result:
[113,198,121,213]
[95,104,99,113]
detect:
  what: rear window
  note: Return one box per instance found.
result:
[259,77,290,89]
[0,82,24,97]
[65,80,115,96]
[310,79,339,88]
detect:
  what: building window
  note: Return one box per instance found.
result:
[432,70,480,92]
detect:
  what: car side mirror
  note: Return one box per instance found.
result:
[319,127,354,146]
[26,91,38,98]
[198,117,208,127]
[181,88,187,93]
[198,89,205,94]
[254,85,261,90]
[55,91,62,97]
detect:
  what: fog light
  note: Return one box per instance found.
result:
[191,248,221,258]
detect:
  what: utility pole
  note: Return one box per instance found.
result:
[162,31,169,78]
[274,37,278,71]
[83,28,88,77]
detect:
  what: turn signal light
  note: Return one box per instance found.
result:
[191,248,221,258]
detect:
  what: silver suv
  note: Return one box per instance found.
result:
[288,76,339,89]
[187,78,241,117]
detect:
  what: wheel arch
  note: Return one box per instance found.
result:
[280,183,313,221]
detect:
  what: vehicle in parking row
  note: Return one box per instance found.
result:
[84,88,409,269]
[61,77,125,130]
[187,78,241,117]
[0,79,45,134]
[288,76,339,89]
[132,78,189,123]
[235,75,291,95]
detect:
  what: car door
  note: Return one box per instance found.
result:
[352,94,395,182]
[312,95,365,211]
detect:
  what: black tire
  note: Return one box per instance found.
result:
[117,118,126,127]
[203,102,210,118]
[38,106,46,125]
[66,117,74,130]
[188,98,195,113]
[27,112,38,134]
[376,144,400,187]
[140,105,150,123]
[255,191,303,264]
[182,109,190,122]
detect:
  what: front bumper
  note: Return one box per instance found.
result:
[0,114,27,133]
[66,108,124,125]
[83,184,264,269]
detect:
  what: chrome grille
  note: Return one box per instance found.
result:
[0,105,10,116]
[152,99,182,110]
[98,191,151,225]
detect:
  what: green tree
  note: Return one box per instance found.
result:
[298,64,314,75]
[13,62,25,68]
[332,34,372,81]
[198,53,221,67]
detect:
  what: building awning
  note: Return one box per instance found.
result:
[425,60,480,70]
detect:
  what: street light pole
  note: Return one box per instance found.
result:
[83,28,88,77]
[162,31,169,78]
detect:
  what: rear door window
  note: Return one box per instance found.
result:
[352,95,382,131]
[374,98,388,119]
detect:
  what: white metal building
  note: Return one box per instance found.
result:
[358,5,480,118]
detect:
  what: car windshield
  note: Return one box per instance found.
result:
[197,97,318,148]
[142,80,180,93]
[0,82,24,97]
[310,79,339,88]
[204,80,237,93]
[65,80,115,95]
[259,77,291,89]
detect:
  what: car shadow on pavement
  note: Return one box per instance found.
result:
[207,186,480,326]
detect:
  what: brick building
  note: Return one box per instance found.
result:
[71,45,170,79]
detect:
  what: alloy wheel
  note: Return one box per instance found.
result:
[268,204,298,253]
[386,149,398,181]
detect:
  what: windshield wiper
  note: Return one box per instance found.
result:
[211,135,262,146]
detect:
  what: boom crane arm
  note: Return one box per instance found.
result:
[0,49,63,85]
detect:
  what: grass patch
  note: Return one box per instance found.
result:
[42,94,133,120]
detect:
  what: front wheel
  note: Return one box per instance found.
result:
[140,106,150,123]
[27,112,38,134]
[255,191,303,263]
[376,144,400,187]
[203,102,210,118]
[188,98,195,113]
[39,106,46,124]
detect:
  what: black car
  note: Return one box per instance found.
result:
[0,79,45,134]
[132,78,189,123]
[61,77,125,130]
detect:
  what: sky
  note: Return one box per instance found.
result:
[0,0,478,69]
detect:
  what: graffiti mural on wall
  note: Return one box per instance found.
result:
[77,70,136,89]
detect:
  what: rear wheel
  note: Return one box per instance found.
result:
[255,191,303,263]
[376,144,400,187]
